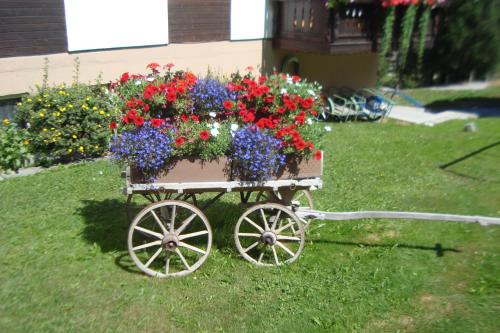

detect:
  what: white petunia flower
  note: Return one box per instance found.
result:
[135,80,142,85]
[306,118,313,125]
[210,128,219,137]
[324,126,332,132]
[280,88,287,95]
[212,121,220,129]
[230,123,239,131]
[209,112,216,118]
[307,89,316,97]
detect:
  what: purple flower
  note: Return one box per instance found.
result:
[229,126,285,181]
[111,122,173,179]
[190,78,237,116]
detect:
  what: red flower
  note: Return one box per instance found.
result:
[314,150,322,161]
[164,63,175,70]
[277,107,286,114]
[242,112,255,123]
[134,115,145,126]
[126,98,137,108]
[122,115,131,124]
[143,87,155,100]
[143,104,150,112]
[292,75,300,83]
[301,97,314,109]
[265,95,274,104]
[146,63,160,72]
[166,92,177,102]
[175,136,186,147]
[127,109,137,119]
[309,109,318,117]
[199,130,210,141]
[191,115,199,123]
[295,140,306,150]
[180,114,189,122]
[150,118,164,128]
[223,100,233,109]
[120,72,129,84]
[108,121,117,130]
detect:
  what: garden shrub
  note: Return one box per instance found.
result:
[15,82,115,165]
[0,118,32,172]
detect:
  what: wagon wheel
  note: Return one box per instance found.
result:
[126,192,198,222]
[128,200,212,277]
[256,190,315,229]
[234,203,305,266]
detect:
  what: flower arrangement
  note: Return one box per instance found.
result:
[109,64,325,181]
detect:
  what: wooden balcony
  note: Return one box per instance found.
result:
[272,0,441,55]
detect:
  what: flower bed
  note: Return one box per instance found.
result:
[109,63,325,182]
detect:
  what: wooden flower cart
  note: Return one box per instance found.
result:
[123,155,324,277]
[123,154,500,278]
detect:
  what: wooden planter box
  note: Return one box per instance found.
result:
[130,152,323,184]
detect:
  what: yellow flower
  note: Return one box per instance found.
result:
[39,112,45,117]
[23,139,30,145]
[17,102,22,106]
[82,104,89,110]
[68,104,73,108]
[97,124,102,128]
[106,113,110,117]
[59,107,66,112]
[37,98,42,102]
[43,139,48,143]
[86,97,90,101]
[95,145,99,149]
[67,148,73,153]
[2,118,10,126]
[79,146,84,152]
[99,110,104,115]
[27,98,32,102]
[51,127,55,131]
[56,112,61,117]
[43,94,48,98]
[43,128,48,132]
[93,106,98,111]
[72,134,77,139]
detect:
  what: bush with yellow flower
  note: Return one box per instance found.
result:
[15,82,115,165]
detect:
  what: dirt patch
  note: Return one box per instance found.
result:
[365,234,381,242]
[383,230,400,238]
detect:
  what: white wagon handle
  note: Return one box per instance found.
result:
[295,209,500,227]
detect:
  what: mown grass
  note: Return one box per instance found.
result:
[1,118,499,332]
[399,84,500,110]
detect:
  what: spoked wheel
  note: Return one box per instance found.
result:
[256,190,315,229]
[128,200,212,277]
[234,203,305,266]
[126,192,198,222]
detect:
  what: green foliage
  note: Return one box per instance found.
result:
[0,119,31,172]
[397,5,418,82]
[173,121,233,161]
[377,6,396,86]
[431,0,500,82]
[416,6,431,77]
[15,82,114,165]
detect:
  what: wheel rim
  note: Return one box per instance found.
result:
[234,203,304,266]
[256,190,314,230]
[128,200,212,277]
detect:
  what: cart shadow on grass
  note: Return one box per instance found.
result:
[78,197,460,274]
[78,197,245,274]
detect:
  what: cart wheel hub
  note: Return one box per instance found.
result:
[162,234,179,251]
[261,231,277,245]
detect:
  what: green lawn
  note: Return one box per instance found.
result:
[1,118,499,332]
[398,84,500,110]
